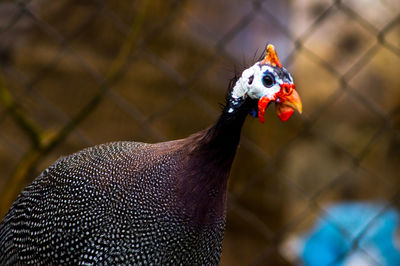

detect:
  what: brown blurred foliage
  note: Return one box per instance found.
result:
[0,0,399,265]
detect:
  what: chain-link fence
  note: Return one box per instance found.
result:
[0,0,399,265]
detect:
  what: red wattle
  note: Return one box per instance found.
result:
[276,105,294,122]
[258,96,271,123]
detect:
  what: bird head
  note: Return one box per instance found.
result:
[231,44,302,123]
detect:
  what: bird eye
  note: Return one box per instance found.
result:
[262,73,275,88]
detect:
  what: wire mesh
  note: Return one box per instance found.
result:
[0,0,399,265]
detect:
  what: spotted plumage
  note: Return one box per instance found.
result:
[1,141,226,265]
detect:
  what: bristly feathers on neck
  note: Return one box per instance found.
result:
[175,77,255,225]
[213,75,257,137]
[186,76,256,166]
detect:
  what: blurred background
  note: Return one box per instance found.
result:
[0,0,399,265]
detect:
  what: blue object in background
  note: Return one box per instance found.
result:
[300,201,400,266]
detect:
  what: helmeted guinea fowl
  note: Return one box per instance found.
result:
[0,44,302,265]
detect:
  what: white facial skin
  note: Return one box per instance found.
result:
[231,63,292,101]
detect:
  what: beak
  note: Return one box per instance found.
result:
[257,84,302,123]
[276,87,302,122]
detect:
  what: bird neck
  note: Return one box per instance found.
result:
[193,95,250,164]
[175,95,251,225]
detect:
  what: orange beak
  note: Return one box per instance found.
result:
[258,83,302,123]
[276,87,302,122]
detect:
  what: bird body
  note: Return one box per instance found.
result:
[0,117,246,265]
[0,44,302,264]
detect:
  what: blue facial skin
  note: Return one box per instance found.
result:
[259,64,293,86]
[261,72,275,88]
[250,109,258,117]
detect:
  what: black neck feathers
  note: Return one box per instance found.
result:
[175,91,255,225]
[189,91,255,166]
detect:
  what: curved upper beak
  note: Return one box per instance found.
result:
[258,84,302,123]
[277,86,302,111]
[276,88,302,121]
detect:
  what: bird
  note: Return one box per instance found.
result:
[284,201,400,266]
[0,44,302,265]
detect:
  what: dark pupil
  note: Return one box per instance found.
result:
[262,74,274,87]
